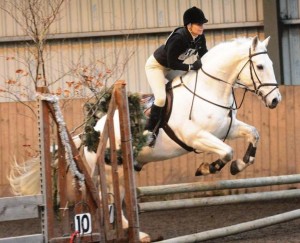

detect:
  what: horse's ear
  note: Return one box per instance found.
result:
[263,36,271,48]
[251,36,258,51]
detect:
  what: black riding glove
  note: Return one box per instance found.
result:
[190,59,202,70]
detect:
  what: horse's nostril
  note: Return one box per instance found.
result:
[272,98,278,106]
[269,97,279,109]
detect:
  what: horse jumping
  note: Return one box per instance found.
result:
[95,36,281,176]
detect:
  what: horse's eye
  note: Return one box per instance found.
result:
[257,64,263,70]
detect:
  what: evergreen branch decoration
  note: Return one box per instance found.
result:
[82,89,148,163]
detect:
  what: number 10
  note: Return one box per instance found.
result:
[74,213,92,235]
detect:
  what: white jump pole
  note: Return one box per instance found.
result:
[157,209,300,243]
[139,189,300,212]
[137,174,300,197]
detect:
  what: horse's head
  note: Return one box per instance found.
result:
[235,36,281,109]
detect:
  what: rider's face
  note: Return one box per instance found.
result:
[190,23,204,36]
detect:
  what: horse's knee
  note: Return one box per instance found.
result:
[222,147,233,162]
[249,127,260,145]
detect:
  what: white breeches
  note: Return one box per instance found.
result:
[145,55,169,107]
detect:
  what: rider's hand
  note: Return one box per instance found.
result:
[190,59,202,70]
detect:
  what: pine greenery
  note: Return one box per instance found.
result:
[81,90,148,163]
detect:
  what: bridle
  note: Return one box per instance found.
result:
[235,48,278,102]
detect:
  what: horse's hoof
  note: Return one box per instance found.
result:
[230,160,240,175]
[195,169,203,176]
[134,161,143,172]
[139,232,151,242]
[195,163,211,176]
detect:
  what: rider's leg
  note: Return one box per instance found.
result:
[145,55,168,131]
[145,104,163,131]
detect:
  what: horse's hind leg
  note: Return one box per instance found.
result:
[228,121,259,175]
[192,131,234,176]
[195,157,232,176]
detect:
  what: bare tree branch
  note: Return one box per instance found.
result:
[0,0,67,88]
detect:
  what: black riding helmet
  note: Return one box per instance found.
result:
[183,6,208,26]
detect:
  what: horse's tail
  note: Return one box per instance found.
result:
[8,134,83,196]
[8,156,41,196]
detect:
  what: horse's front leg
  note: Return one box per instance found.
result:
[192,131,234,176]
[227,120,260,175]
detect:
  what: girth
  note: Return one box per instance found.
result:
[160,81,195,152]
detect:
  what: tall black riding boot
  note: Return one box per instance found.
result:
[145,104,163,132]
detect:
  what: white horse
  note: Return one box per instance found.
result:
[95,36,281,176]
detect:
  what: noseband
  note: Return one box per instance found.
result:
[236,48,278,102]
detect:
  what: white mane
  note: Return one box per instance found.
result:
[204,37,252,58]
[201,37,267,67]
[215,37,252,48]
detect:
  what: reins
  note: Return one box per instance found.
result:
[179,75,240,111]
[179,73,244,142]
[189,70,198,120]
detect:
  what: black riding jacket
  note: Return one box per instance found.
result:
[153,27,208,71]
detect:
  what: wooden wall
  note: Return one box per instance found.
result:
[1,86,299,197]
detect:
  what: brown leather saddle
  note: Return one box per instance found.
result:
[141,81,195,152]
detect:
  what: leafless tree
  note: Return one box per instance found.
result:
[0,0,66,89]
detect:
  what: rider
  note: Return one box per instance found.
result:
[144,6,208,133]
